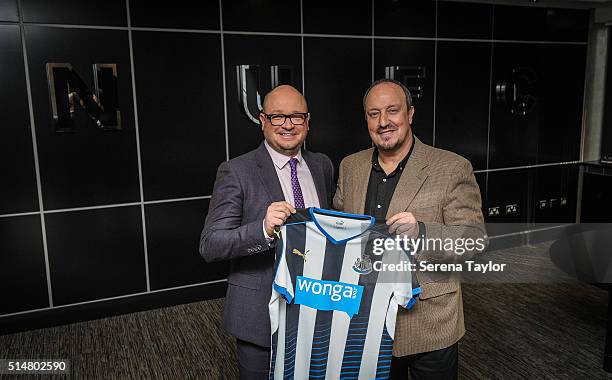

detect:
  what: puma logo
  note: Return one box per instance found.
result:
[273,229,282,240]
[292,248,309,261]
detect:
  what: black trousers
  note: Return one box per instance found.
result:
[390,343,458,380]
[236,339,271,380]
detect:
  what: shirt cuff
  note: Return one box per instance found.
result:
[263,220,274,243]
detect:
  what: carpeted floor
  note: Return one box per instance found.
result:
[0,299,238,379]
[1,243,612,379]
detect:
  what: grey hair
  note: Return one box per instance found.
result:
[362,78,413,111]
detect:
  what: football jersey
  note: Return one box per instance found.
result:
[269,207,420,380]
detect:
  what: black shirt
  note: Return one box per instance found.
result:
[364,141,414,220]
[364,138,426,244]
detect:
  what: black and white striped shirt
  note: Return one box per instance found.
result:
[269,207,421,379]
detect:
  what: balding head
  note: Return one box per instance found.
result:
[262,85,308,114]
[259,85,310,157]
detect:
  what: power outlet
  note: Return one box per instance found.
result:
[560,197,567,206]
[539,200,547,209]
[506,204,518,215]
[488,206,500,216]
[549,198,558,208]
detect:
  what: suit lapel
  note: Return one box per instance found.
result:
[386,137,430,217]
[255,142,285,203]
[302,150,328,209]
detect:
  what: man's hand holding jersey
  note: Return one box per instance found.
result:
[387,212,419,239]
[264,201,296,239]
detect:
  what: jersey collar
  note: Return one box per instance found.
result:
[309,207,375,244]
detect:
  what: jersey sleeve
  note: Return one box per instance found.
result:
[391,246,421,310]
[272,227,295,304]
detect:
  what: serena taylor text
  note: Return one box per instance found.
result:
[374,260,506,274]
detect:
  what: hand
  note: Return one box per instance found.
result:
[264,201,296,237]
[386,212,419,238]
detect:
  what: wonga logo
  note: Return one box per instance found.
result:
[294,276,363,317]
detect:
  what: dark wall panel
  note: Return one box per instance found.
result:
[304,0,370,36]
[435,41,491,170]
[374,0,435,38]
[25,26,140,210]
[602,34,612,163]
[486,169,530,236]
[304,37,371,168]
[486,169,530,223]
[490,42,585,168]
[581,173,612,223]
[21,0,127,26]
[133,32,226,201]
[130,0,219,29]
[0,0,18,22]
[145,199,228,290]
[0,215,48,314]
[374,39,435,145]
[45,206,146,305]
[494,6,589,42]
[438,1,492,39]
[222,0,300,33]
[489,43,541,169]
[536,44,585,164]
[0,25,39,214]
[224,34,302,158]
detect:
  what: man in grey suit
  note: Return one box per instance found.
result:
[200,85,334,378]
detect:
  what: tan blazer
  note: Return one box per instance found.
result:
[333,137,486,356]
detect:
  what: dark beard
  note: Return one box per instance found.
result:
[377,135,404,153]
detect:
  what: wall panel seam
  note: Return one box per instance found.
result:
[126,0,151,292]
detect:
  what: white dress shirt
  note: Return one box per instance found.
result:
[264,140,320,208]
[263,140,321,240]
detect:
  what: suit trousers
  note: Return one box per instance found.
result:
[236,339,271,380]
[389,343,458,380]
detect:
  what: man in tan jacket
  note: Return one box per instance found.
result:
[333,79,486,379]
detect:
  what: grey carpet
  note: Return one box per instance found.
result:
[461,282,610,379]
[0,299,237,379]
[1,242,612,379]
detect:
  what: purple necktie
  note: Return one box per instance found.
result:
[289,158,305,208]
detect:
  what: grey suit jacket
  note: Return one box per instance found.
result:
[200,141,334,347]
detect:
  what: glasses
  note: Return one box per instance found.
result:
[262,112,309,126]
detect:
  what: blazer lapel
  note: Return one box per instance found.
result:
[386,137,430,217]
[302,150,328,209]
[255,142,285,203]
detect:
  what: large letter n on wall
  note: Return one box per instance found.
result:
[46,63,121,132]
